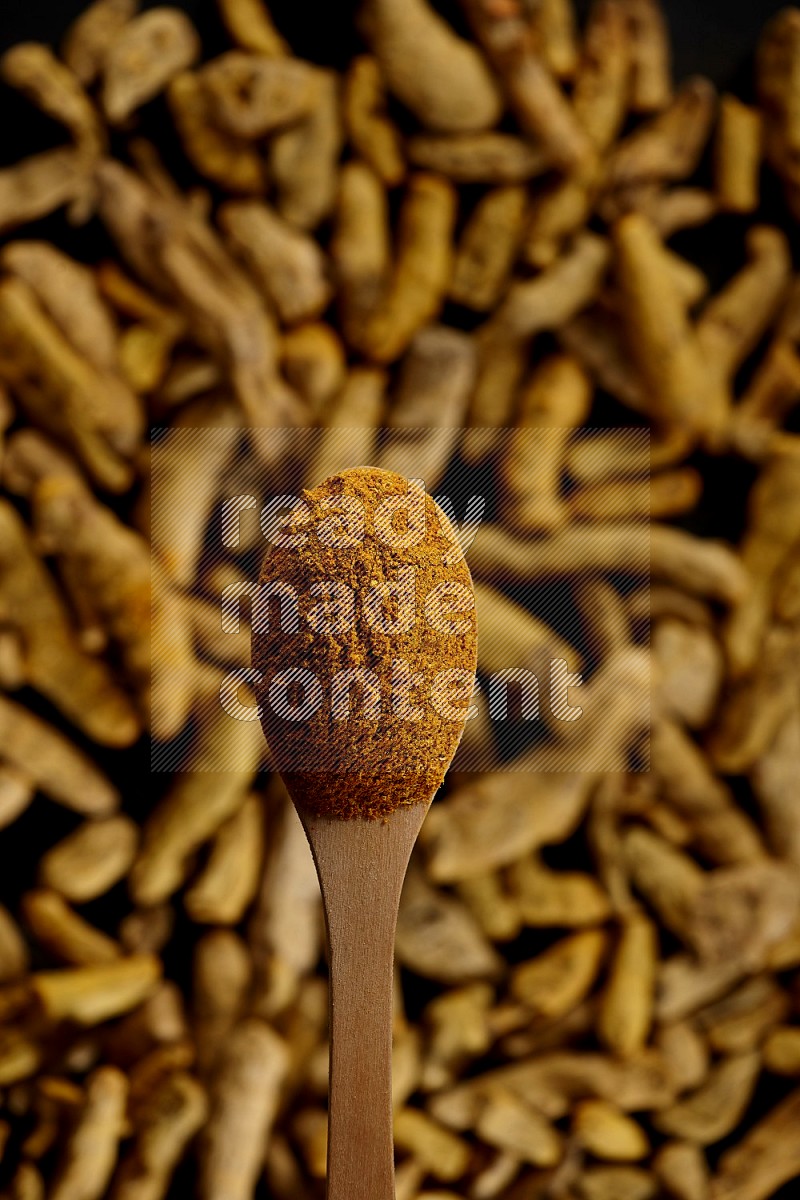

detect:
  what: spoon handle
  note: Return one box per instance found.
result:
[301,805,429,1200]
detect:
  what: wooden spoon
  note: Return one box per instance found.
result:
[251,467,477,1200]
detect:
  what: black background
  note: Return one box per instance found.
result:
[0,5,798,1195]
[0,0,790,94]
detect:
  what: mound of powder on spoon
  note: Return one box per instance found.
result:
[252,466,478,819]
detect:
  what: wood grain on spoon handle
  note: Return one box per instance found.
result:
[301,804,431,1200]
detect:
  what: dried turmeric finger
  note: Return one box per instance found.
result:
[268,69,343,230]
[247,784,322,1017]
[193,931,252,1075]
[490,232,611,342]
[421,760,604,884]
[356,173,457,363]
[450,186,527,311]
[473,580,578,681]
[511,930,607,1020]
[654,1053,761,1146]
[98,162,305,430]
[710,1087,800,1200]
[500,520,742,602]
[220,199,333,325]
[168,71,264,193]
[118,323,175,394]
[575,578,631,669]
[39,816,139,904]
[607,77,716,187]
[343,56,404,186]
[0,906,29,985]
[568,469,702,522]
[21,891,121,968]
[394,1107,472,1180]
[0,148,87,236]
[573,1099,650,1162]
[33,958,161,1025]
[613,212,708,436]
[199,51,317,139]
[732,338,800,455]
[216,0,288,57]
[752,701,800,867]
[396,866,502,984]
[597,911,657,1057]
[758,9,800,189]
[184,794,265,925]
[710,621,800,776]
[61,0,137,86]
[465,0,594,172]
[100,8,201,124]
[111,1071,208,1200]
[429,1048,673,1128]
[48,1067,128,1200]
[697,226,791,440]
[722,450,800,677]
[2,241,119,375]
[303,367,386,486]
[558,310,646,413]
[696,976,789,1056]
[331,161,391,349]
[142,392,241,589]
[130,704,263,906]
[715,95,762,214]
[359,0,501,134]
[378,326,476,489]
[281,322,346,418]
[652,718,764,866]
[0,278,139,490]
[407,131,548,183]
[0,697,119,816]
[10,454,160,726]
[421,984,493,1091]
[0,764,33,832]
[0,502,139,746]
[465,234,607,449]
[573,0,632,153]
[520,170,598,268]
[645,186,719,236]
[500,354,592,534]
[528,0,579,79]
[654,1141,709,1200]
[654,618,723,731]
[198,1020,289,1200]
[621,0,672,112]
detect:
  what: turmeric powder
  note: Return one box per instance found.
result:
[251,467,478,820]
